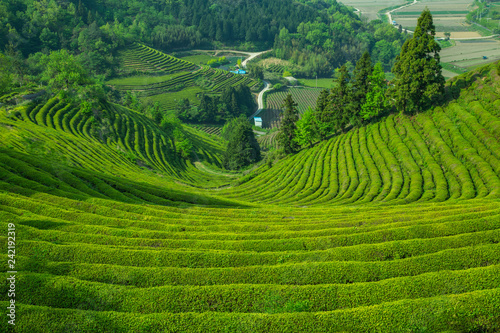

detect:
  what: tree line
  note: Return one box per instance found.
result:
[176,85,256,124]
[1,0,409,80]
[272,16,409,77]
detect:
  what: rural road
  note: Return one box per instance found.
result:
[387,0,417,34]
[249,80,272,120]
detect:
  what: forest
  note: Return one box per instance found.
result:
[0,0,408,80]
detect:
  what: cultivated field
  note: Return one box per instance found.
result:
[262,87,323,128]
[392,0,476,34]
[225,64,500,205]
[339,0,407,21]
[298,78,335,89]
[441,39,500,69]
[188,124,223,136]
[257,131,279,150]
[1,63,500,332]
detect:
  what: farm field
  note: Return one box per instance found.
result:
[392,0,478,35]
[106,72,192,86]
[265,87,323,113]
[441,39,500,70]
[262,87,323,128]
[338,0,407,21]
[259,57,295,74]
[118,43,197,75]
[224,63,500,205]
[178,53,215,65]
[257,131,279,150]
[1,62,500,332]
[188,124,223,136]
[298,78,335,89]
[141,86,205,111]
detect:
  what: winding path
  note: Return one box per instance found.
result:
[249,80,272,120]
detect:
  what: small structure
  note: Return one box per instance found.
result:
[483,56,488,60]
[284,76,297,85]
[230,69,247,74]
[254,117,262,128]
[392,20,397,26]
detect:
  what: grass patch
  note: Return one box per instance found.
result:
[179,54,215,65]
[298,78,335,89]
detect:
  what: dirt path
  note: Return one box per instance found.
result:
[387,0,418,33]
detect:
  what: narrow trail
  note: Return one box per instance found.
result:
[386,0,418,33]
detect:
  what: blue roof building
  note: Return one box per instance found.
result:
[230,69,247,74]
[254,117,262,127]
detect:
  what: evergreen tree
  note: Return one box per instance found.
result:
[391,8,445,114]
[277,94,300,154]
[361,62,387,120]
[314,88,333,140]
[351,51,373,126]
[223,117,261,170]
[326,64,351,133]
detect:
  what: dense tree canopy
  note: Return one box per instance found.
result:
[272,18,408,77]
[222,117,261,170]
[278,94,300,154]
[176,84,255,124]
[0,0,408,80]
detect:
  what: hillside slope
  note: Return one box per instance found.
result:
[0,64,499,332]
[224,63,500,206]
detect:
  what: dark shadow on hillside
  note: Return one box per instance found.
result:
[0,148,247,208]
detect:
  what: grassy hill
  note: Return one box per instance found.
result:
[0,63,500,332]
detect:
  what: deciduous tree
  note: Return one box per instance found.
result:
[295,107,317,148]
[361,62,387,120]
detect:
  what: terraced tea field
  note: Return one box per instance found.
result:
[261,87,323,128]
[118,43,197,74]
[111,44,261,112]
[189,124,223,136]
[257,131,279,150]
[1,63,500,332]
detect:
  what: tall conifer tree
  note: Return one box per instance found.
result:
[278,94,300,154]
[351,51,373,126]
[392,8,445,114]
